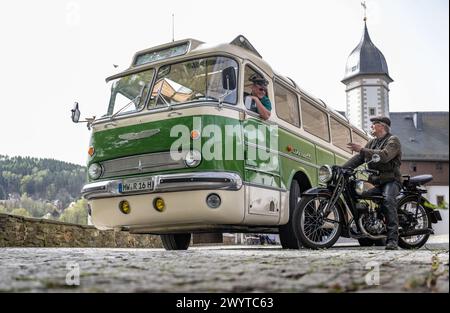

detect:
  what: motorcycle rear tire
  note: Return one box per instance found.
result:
[397,197,432,250]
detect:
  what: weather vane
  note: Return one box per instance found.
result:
[361,1,367,22]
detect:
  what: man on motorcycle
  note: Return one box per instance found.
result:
[345,116,402,250]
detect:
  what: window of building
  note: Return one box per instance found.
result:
[275,82,300,127]
[436,163,443,171]
[330,117,351,153]
[436,195,445,207]
[369,108,376,116]
[301,99,330,141]
[410,163,417,172]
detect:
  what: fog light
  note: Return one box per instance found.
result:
[119,200,131,214]
[153,197,165,212]
[206,193,221,209]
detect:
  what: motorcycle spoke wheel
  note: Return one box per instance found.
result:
[300,197,340,246]
[398,199,431,249]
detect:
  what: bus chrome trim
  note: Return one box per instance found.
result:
[243,182,287,193]
[99,151,186,179]
[82,172,243,200]
[278,151,321,169]
[244,166,281,178]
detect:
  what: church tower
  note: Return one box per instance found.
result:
[342,12,393,132]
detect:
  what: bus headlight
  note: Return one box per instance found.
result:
[88,163,103,180]
[318,165,333,183]
[184,150,201,167]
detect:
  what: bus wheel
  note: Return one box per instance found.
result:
[160,233,191,250]
[279,180,301,249]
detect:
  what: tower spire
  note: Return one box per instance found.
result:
[361,1,367,22]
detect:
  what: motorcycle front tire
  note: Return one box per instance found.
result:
[293,195,343,250]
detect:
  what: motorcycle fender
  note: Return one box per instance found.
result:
[301,187,350,225]
[301,187,332,197]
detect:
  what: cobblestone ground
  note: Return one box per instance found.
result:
[0,242,448,293]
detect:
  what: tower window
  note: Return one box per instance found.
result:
[369,108,376,116]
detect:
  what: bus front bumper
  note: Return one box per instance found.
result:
[81,172,243,200]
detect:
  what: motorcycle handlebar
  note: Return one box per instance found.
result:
[336,166,379,176]
[363,169,380,176]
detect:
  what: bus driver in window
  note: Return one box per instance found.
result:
[244,74,272,120]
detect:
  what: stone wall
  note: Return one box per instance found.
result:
[0,213,162,248]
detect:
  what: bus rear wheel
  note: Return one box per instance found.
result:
[161,233,191,250]
[279,180,301,249]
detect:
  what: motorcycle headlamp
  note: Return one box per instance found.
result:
[318,165,333,183]
[355,180,365,196]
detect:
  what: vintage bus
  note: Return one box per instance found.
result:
[72,35,369,250]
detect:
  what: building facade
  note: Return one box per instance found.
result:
[390,112,449,234]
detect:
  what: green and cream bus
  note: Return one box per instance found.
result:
[72,35,369,250]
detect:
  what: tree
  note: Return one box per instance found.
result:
[59,199,88,225]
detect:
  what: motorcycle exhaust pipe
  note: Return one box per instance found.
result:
[401,228,434,237]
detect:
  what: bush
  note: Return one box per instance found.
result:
[10,208,31,218]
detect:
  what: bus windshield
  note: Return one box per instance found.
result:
[106,56,238,117]
[148,56,238,108]
[107,68,155,116]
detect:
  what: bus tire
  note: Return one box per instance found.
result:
[161,233,191,250]
[279,180,301,249]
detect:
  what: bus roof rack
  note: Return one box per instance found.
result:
[230,35,262,59]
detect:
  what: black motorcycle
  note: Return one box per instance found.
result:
[293,155,442,249]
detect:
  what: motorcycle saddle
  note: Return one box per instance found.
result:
[404,174,433,187]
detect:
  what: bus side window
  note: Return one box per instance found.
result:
[330,117,352,153]
[243,65,269,114]
[301,99,330,142]
[274,82,300,127]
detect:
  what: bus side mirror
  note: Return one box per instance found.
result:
[222,66,236,90]
[71,102,81,123]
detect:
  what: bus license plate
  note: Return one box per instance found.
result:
[119,179,153,193]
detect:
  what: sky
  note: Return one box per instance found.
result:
[0,0,448,166]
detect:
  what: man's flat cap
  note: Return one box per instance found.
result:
[249,74,269,86]
[370,116,391,127]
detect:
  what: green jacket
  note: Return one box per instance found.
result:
[344,133,402,185]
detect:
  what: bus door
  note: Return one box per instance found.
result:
[241,64,281,223]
